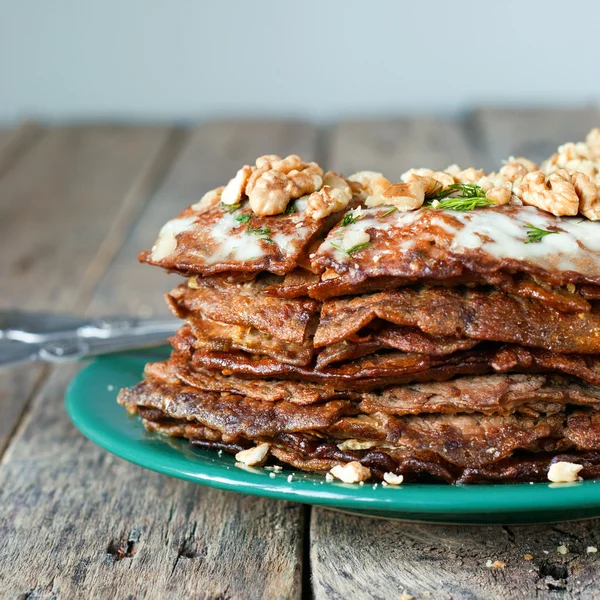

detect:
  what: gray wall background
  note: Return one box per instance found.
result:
[1,0,599,125]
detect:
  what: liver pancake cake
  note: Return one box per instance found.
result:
[118,137,600,484]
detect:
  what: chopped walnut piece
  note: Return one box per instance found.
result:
[337,439,378,451]
[514,170,580,216]
[321,269,341,280]
[401,167,455,188]
[255,154,281,168]
[509,156,539,173]
[485,182,512,206]
[246,156,324,216]
[348,171,391,195]
[541,130,600,184]
[306,171,353,219]
[323,170,352,193]
[330,461,371,484]
[190,186,225,212]
[221,165,254,205]
[572,171,600,220]
[499,161,529,183]
[366,175,439,211]
[586,128,600,156]
[548,461,583,483]
[383,472,404,486]
[235,442,270,466]
[447,165,485,184]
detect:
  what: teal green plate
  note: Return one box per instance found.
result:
[66,348,600,524]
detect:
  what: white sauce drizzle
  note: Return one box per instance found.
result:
[445,207,600,275]
[272,230,305,256]
[205,212,265,264]
[151,216,198,261]
[320,205,600,277]
[327,207,401,260]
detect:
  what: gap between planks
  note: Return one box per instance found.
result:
[0,122,316,600]
[309,107,600,600]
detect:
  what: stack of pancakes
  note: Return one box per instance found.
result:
[118,159,600,484]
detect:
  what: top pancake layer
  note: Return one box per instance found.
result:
[312,205,600,287]
[140,196,348,276]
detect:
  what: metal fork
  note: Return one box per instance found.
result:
[0,311,180,367]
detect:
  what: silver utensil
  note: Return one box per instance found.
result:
[0,311,179,367]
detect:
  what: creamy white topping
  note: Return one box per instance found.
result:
[151,216,198,261]
[272,230,305,256]
[445,207,600,276]
[204,208,309,264]
[205,212,266,264]
[322,205,600,277]
[327,207,399,259]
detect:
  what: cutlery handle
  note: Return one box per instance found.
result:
[0,312,180,366]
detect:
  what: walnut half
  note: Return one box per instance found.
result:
[306,171,353,219]
[514,170,581,217]
[247,155,324,216]
[365,175,440,211]
[514,169,600,219]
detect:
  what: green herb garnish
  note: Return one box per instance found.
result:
[381,206,398,217]
[426,183,491,210]
[221,201,242,213]
[340,209,364,227]
[524,224,559,244]
[246,223,274,243]
[284,201,296,215]
[247,225,271,236]
[235,213,251,223]
[331,241,371,256]
[434,196,495,211]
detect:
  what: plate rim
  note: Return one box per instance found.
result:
[65,350,600,518]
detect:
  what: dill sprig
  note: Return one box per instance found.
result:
[340,209,364,227]
[284,201,296,215]
[381,206,398,217]
[426,183,492,211]
[246,223,274,243]
[524,224,559,244]
[330,241,371,256]
[235,213,251,223]
[434,196,495,211]
[221,201,242,213]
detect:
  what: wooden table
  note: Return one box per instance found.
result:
[2,108,600,599]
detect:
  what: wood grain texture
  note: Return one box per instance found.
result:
[473,106,600,166]
[311,110,600,600]
[0,126,178,456]
[0,122,318,599]
[311,512,600,600]
[0,121,42,181]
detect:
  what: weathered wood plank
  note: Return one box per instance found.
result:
[0,122,318,599]
[311,512,600,600]
[310,112,600,600]
[0,121,42,181]
[0,125,179,456]
[473,106,600,167]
